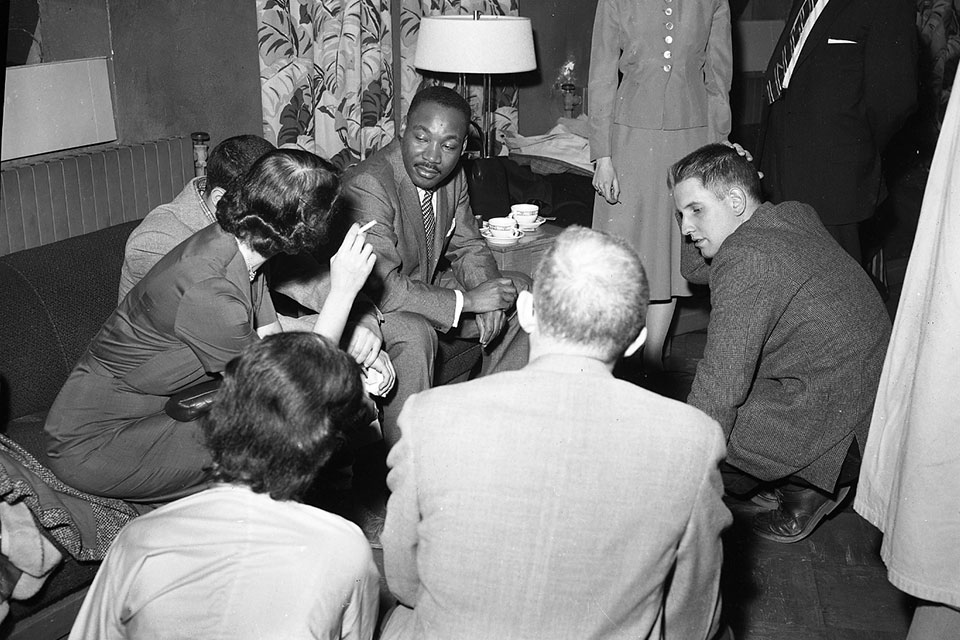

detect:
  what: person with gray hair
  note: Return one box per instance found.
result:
[379,226,730,640]
[530,226,650,361]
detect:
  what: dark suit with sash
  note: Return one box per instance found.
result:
[757,0,918,256]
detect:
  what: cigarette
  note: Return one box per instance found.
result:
[358,220,377,233]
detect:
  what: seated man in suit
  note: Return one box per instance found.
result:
[380,227,731,640]
[69,332,381,639]
[120,134,393,394]
[671,143,891,543]
[344,86,528,448]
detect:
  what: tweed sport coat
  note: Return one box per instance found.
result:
[682,201,891,490]
[343,140,501,332]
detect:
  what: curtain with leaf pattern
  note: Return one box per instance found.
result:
[258,0,520,167]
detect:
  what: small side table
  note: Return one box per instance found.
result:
[485,223,563,276]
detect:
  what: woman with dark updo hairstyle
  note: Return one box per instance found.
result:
[44,149,377,504]
[216,149,337,258]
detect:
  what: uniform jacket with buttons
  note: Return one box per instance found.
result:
[588,0,733,158]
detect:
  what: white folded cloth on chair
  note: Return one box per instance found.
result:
[504,116,593,174]
[0,500,63,600]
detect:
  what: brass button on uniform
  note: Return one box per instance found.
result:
[665,21,674,30]
[665,35,673,44]
[664,50,672,59]
[664,7,673,15]
[663,64,672,72]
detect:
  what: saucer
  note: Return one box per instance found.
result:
[481,227,524,246]
[514,216,546,232]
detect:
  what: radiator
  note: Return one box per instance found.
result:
[0,137,193,257]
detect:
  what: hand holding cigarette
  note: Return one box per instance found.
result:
[329,222,377,297]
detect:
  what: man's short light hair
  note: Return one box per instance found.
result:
[668,143,763,202]
[533,227,649,359]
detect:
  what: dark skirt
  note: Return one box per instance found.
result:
[44,355,211,503]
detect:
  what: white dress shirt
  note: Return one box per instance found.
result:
[416,186,464,327]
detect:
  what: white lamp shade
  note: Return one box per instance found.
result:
[414,16,537,75]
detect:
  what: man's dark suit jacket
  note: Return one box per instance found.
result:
[682,201,891,491]
[758,0,919,226]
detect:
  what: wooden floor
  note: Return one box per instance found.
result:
[627,253,915,639]
[721,495,913,639]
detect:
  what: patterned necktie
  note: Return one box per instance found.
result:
[421,190,436,265]
[765,0,817,104]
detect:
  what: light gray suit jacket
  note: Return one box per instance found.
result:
[382,354,730,640]
[343,141,501,331]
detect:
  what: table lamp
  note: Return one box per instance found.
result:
[414,13,537,157]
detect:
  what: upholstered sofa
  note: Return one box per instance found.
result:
[0,221,481,638]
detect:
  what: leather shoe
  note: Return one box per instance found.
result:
[752,484,850,543]
[750,488,780,510]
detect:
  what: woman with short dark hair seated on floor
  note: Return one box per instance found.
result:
[43,149,377,504]
[68,332,381,639]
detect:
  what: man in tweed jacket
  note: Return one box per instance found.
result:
[671,144,890,543]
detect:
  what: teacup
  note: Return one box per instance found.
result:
[510,204,539,225]
[487,217,518,239]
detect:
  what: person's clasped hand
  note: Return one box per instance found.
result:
[346,323,382,369]
[362,351,396,396]
[463,278,517,313]
[476,310,506,347]
[462,277,517,346]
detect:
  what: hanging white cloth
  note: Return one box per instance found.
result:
[855,69,960,608]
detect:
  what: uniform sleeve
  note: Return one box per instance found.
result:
[687,247,777,436]
[345,172,459,329]
[175,278,262,374]
[865,0,918,151]
[587,0,620,160]
[381,398,422,606]
[663,425,731,639]
[704,0,733,143]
